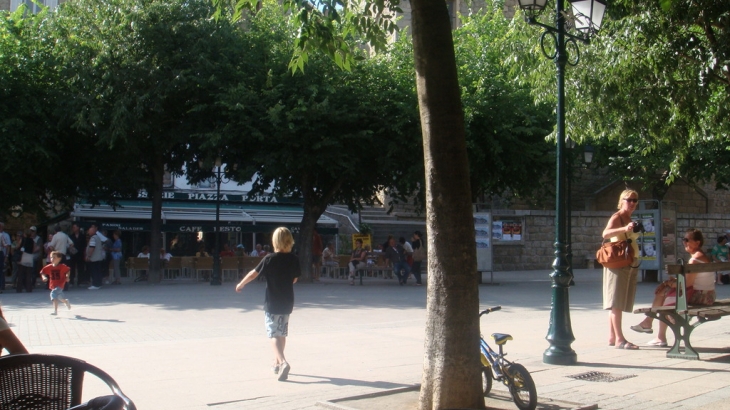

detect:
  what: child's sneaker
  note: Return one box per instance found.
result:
[277,362,290,381]
[272,364,280,375]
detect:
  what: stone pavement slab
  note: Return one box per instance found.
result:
[1,269,729,409]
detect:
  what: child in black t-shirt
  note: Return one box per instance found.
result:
[235,227,301,381]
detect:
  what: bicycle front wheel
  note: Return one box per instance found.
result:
[506,363,537,410]
[482,365,493,396]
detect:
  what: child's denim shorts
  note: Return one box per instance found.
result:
[264,312,289,338]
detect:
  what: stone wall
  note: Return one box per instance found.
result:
[491,210,730,271]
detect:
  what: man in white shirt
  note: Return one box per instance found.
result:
[86,224,107,290]
[250,244,263,257]
[159,249,172,262]
[48,225,73,260]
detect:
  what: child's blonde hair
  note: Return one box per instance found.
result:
[272,227,294,252]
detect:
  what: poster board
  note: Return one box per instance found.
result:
[490,216,524,243]
[660,202,677,268]
[351,234,372,250]
[632,209,661,270]
[474,212,493,274]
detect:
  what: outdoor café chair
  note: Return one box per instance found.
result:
[0,353,136,410]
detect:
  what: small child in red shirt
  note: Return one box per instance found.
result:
[40,251,72,315]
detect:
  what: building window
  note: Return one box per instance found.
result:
[23,0,45,13]
[197,178,216,189]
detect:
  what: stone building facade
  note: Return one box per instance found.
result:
[490,210,730,271]
[386,167,730,271]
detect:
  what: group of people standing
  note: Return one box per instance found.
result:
[602,189,720,350]
[0,222,123,294]
[346,231,425,286]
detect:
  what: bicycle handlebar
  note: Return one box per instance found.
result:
[479,306,501,316]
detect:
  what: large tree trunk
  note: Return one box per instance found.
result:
[148,159,164,284]
[297,205,319,282]
[296,173,346,282]
[412,0,483,408]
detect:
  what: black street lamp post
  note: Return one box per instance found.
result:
[212,158,223,286]
[200,157,228,286]
[515,0,606,365]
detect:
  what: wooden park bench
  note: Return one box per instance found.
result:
[633,260,730,360]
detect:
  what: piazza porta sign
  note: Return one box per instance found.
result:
[137,190,279,203]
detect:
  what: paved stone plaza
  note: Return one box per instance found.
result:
[2,270,730,409]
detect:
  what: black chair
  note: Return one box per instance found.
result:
[0,354,136,410]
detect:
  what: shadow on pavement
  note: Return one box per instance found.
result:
[284,373,409,389]
[72,315,125,323]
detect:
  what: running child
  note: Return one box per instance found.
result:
[40,251,72,315]
[235,227,300,381]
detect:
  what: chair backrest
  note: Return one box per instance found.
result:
[179,256,195,269]
[220,257,240,270]
[0,354,136,410]
[337,255,351,267]
[165,257,183,269]
[195,257,214,270]
[240,256,263,273]
[129,258,149,269]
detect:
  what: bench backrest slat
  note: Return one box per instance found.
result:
[667,262,730,275]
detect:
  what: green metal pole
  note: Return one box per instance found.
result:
[544,0,577,365]
[567,150,575,286]
[211,166,222,286]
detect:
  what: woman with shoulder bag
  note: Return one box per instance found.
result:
[601,189,641,350]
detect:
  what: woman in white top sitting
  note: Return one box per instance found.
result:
[322,242,337,267]
[137,246,150,258]
[631,229,716,346]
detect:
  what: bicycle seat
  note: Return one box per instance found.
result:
[491,333,513,345]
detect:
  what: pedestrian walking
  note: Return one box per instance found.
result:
[40,251,72,316]
[235,227,301,381]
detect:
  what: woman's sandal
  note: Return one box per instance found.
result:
[615,341,639,350]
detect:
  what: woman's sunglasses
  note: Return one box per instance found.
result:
[623,198,638,203]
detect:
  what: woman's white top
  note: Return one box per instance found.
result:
[689,258,715,291]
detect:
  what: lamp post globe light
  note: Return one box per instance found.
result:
[514,0,606,365]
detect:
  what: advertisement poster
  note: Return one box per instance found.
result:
[492,221,503,241]
[351,234,372,250]
[502,222,513,241]
[661,203,677,266]
[632,213,656,236]
[474,215,491,249]
[640,237,657,260]
[662,234,676,264]
[633,209,661,270]
[490,219,524,242]
[474,213,493,272]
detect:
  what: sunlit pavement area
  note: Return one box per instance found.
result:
[2,269,730,409]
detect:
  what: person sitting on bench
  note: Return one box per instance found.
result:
[631,229,717,347]
[348,239,367,285]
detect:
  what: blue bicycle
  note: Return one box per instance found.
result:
[480,306,537,410]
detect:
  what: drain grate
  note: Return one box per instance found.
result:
[567,371,637,383]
